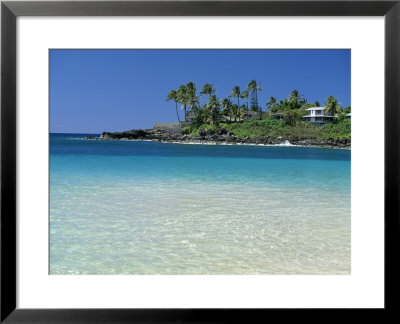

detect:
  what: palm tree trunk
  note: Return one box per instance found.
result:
[237,97,240,121]
[175,102,180,123]
[184,106,187,122]
[256,90,260,119]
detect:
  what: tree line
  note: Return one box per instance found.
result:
[167,81,350,126]
[167,81,262,125]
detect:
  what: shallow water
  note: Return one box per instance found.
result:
[50,134,351,274]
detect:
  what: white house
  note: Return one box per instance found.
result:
[303,107,334,125]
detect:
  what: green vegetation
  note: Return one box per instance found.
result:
[319,119,351,140]
[185,119,350,140]
[324,96,342,116]
[166,80,264,125]
[247,80,262,115]
[166,81,351,140]
[200,83,216,98]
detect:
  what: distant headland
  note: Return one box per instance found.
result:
[86,120,350,149]
[87,82,351,149]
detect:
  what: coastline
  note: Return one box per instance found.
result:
[87,128,351,149]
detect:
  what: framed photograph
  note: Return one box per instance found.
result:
[1,0,399,322]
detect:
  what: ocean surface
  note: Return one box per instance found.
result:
[50,133,351,275]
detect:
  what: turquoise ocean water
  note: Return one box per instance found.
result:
[50,133,351,275]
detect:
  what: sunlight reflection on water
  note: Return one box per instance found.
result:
[50,179,350,275]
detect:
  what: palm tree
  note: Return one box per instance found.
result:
[177,85,188,122]
[239,104,246,120]
[230,86,241,106]
[240,90,249,111]
[229,86,241,121]
[186,82,196,95]
[324,96,342,116]
[206,95,222,125]
[222,98,233,120]
[228,104,239,122]
[289,89,305,106]
[200,83,216,98]
[266,96,277,112]
[186,82,200,116]
[166,89,180,122]
[247,80,262,116]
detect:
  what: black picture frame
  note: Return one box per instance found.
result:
[1,0,399,322]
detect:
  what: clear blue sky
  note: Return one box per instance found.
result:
[50,49,350,133]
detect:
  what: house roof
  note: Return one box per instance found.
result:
[346,113,351,117]
[245,110,258,115]
[306,107,326,111]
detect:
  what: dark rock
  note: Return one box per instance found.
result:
[215,127,227,135]
[98,127,350,149]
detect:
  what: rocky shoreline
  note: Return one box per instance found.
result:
[86,127,351,149]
